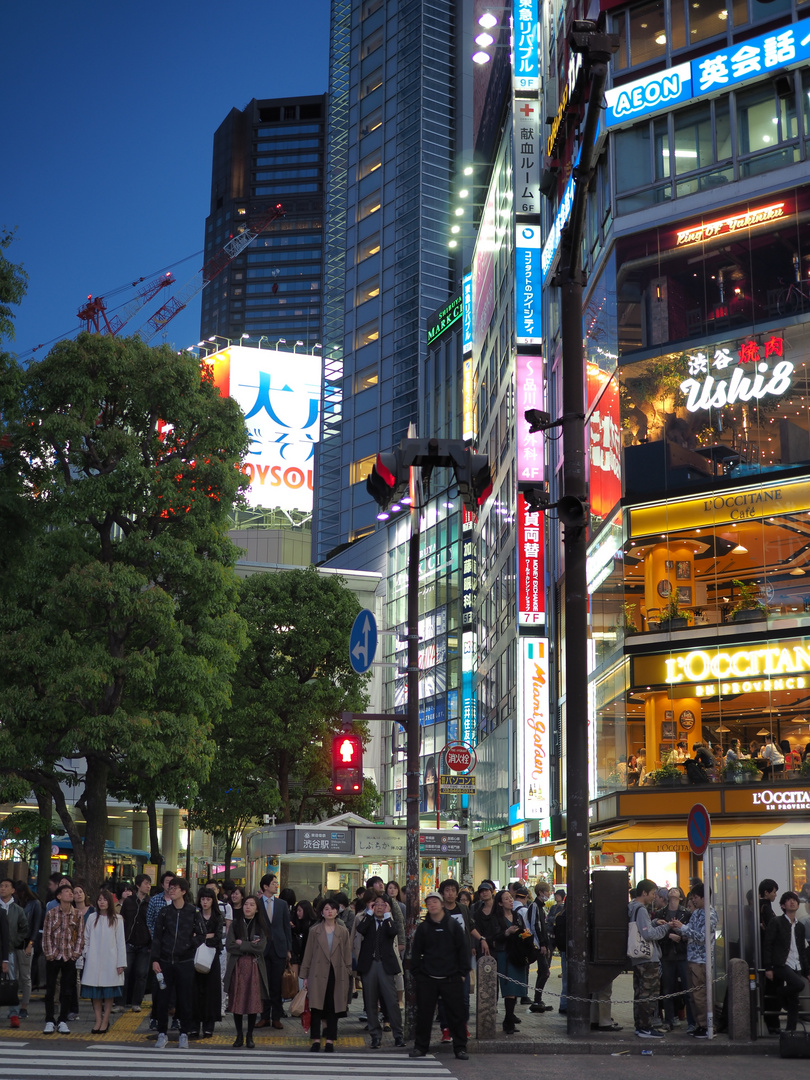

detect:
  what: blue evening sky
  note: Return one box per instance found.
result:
[2,1,330,363]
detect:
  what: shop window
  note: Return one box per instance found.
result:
[357,233,381,262]
[350,453,376,485]
[688,0,728,45]
[358,190,381,221]
[628,0,666,67]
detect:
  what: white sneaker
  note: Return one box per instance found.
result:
[57,1021,70,1034]
[155,1032,168,1049]
[178,1033,189,1049]
[131,1005,142,1013]
[43,1021,55,1034]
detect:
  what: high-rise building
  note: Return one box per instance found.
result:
[200,94,327,350]
[314,0,476,561]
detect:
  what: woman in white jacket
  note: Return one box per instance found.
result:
[80,888,127,1033]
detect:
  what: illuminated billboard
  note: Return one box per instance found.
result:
[206,345,321,512]
[517,637,551,821]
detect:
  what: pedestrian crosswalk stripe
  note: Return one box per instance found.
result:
[0,1044,457,1079]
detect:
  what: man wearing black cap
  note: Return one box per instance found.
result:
[409,892,470,1060]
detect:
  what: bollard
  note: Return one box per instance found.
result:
[727,957,752,1041]
[475,955,498,1040]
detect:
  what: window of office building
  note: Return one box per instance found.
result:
[359,149,382,180]
[355,365,378,392]
[360,67,383,99]
[358,190,381,221]
[350,453,376,485]
[356,276,380,305]
[357,233,381,262]
[361,105,383,137]
[356,320,379,348]
[361,26,384,59]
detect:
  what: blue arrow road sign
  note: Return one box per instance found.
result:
[350,609,378,674]
[687,803,711,857]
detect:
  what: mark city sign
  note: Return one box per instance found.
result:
[427,294,462,345]
[633,639,810,696]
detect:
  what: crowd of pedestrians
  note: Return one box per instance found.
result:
[5,866,807,1050]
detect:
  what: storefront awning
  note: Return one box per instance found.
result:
[510,842,556,859]
[600,820,777,853]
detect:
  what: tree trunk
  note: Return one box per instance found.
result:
[224,832,234,878]
[146,801,162,867]
[278,751,291,822]
[70,759,110,888]
[35,787,53,901]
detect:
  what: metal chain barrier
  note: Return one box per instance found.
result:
[494,967,728,1005]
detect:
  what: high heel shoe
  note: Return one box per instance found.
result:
[310,1041,321,1052]
[98,1025,109,1034]
[232,1034,244,1047]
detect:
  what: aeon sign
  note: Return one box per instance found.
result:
[605,63,692,128]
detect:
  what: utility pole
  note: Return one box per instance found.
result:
[552,21,618,1039]
[366,437,492,1037]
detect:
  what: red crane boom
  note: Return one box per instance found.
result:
[77,273,175,335]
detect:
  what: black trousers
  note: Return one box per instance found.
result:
[414,973,466,1053]
[262,952,285,1021]
[533,950,550,1001]
[125,945,151,1007]
[771,965,807,1031]
[311,967,339,1042]
[155,959,194,1035]
[44,958,76,1023]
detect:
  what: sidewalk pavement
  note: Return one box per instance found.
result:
[5,960,779,1055]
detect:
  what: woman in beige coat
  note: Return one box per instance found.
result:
[299,898,352,1052]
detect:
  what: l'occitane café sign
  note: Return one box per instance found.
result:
[633,638,810,696]
[629,478,810,538]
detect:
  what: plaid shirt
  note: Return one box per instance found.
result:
[43,905,85,962]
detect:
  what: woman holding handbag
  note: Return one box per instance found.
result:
[192,887,224,1038]
[299,897,352,1053]
[492,889,530,1034]
[80,889,126,1034]
[224,896,268,1048]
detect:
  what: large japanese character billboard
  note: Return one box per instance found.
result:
[206,346,321,512]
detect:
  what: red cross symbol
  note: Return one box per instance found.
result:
[520,103,534,117]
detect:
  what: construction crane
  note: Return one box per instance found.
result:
[77,272,175,336]
[132,202,285,343]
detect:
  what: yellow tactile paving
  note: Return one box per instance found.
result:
[9,1007,364,1047]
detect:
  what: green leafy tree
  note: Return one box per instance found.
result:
[230,568,371,824]
[0,809,54,864]
[0,333,249,887]
[0,228,27,342]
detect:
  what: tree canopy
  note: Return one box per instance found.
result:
[0,332,250,886]
[223,567,373,824]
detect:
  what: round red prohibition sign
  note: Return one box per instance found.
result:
[445,744,475,772]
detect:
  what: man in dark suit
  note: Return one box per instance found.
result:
[356,894,404,1048]
[763,889,809,1032]
[255,873,291,1029]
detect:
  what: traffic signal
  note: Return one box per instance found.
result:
[366,451,408,510]
[454,448,493,515]
[331,732,363,795]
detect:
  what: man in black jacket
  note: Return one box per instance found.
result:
[121,873,152,1012]
[759,878,781,1032]
[150,877,204,1049]
[763,889,809,1032]
[526,882,553,1013]
[409,891,470,1060]
[356,894,405,1048]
